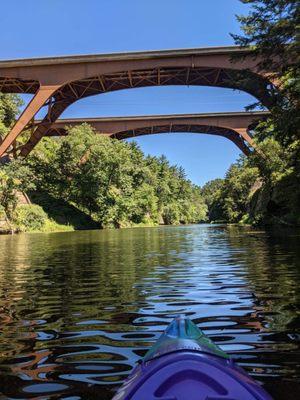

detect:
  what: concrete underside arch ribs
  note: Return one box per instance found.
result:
[113,124,251,155]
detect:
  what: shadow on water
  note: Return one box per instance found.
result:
[0,225,299,399]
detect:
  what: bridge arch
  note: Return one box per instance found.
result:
[115,125,251,155]
[0,47,277,157]
[45,123,250,155]
[41,111,269,156]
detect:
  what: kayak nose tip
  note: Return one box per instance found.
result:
[166,315,203,340]
[144,315,230,363]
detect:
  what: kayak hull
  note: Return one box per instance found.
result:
[113,317,272,400]
[114,352,272,400]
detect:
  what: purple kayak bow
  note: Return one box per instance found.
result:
[113,316,273,400]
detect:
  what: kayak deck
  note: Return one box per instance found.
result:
[113,316,272,400]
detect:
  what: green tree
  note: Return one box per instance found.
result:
[201,179,225,221]
[0,160,35,219]
[221,159,259,222]
[0,93,23,139]
[203,159,260,224]
[227,0,300,225]
[28,123,208,228]
[232,0,299,145]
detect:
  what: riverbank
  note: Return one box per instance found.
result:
[0,212,195,235]
[0,208,75,235]
[0,190,197,235]
[0,197,97,235]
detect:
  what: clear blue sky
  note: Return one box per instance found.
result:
[0,0,255,186]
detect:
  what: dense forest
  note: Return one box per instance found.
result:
[0,119,207,231]
[0,0,299,232]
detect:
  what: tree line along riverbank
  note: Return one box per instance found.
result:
[0,122,208,233]
[0,0,299,233]
[0,117,298,234]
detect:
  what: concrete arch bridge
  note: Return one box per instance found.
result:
[39,111,269,156]
[0,46,277,158]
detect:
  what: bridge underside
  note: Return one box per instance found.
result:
[44,123,250,155]
[113,125,251,154]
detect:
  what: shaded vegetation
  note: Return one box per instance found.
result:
[0,160,35,220]
[202,158,260,223]
[0,94,23,139]
[29,190,100,230]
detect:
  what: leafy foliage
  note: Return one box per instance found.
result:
[0,93,23,139]
[27,124,207,228]
[15,204,47,231]
[201,179,225,221]
[232,1,298,70]
[0,160,35,219]
[202,158,259,223]
[232,0,299,145]
[221,159,260,222]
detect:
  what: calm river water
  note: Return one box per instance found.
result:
[0,225,299,399]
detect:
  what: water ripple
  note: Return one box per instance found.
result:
[0,225,299,399]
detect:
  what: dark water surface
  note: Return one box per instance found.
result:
[0,225,299,399]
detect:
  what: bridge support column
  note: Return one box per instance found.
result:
[0,85,60,157]
[236,128,255,150]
